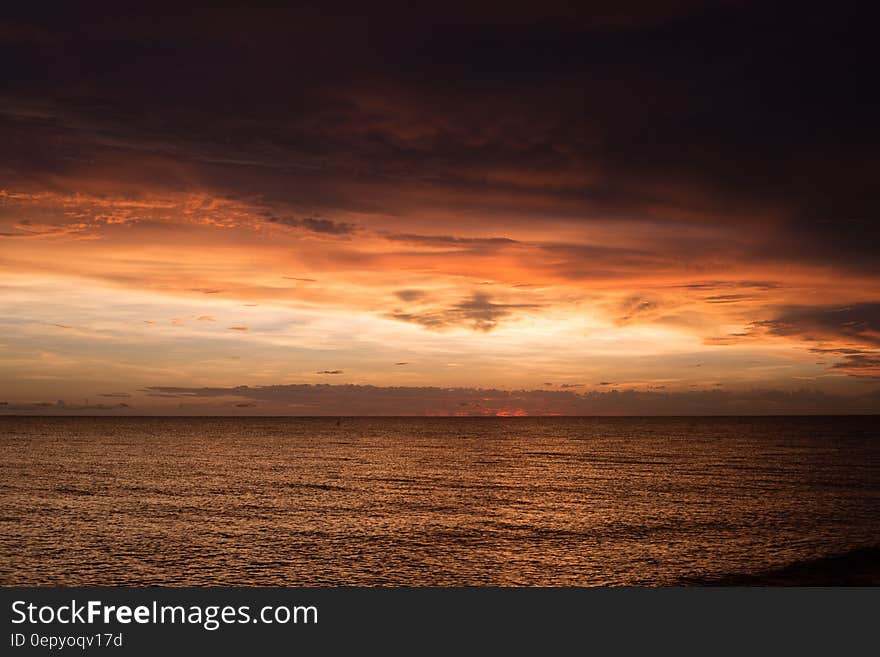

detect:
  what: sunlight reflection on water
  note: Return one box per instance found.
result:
[1,416,878,585]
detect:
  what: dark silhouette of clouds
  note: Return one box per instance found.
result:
[394,289,427,302]
[388,292,540,332]
[676,281,780,291]
[115,384,880,415]
[710,303,880,379]
[264,214,357,235]
[0,400,131,411]
[703,294,755,304]
[384,233,517,248]
[1,3,876,275]
[755,304,880,347]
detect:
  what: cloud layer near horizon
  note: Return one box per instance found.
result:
[3,383,879,416]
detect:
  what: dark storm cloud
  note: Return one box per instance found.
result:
[0,2,876,271]
[387,292,540,332]
[129,384,880,416]
[755,304,880,348]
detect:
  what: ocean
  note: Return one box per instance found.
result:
[1,416,878,586]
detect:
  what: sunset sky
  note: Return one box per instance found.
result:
[2,2,878,414]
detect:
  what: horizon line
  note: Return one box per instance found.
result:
[2,413,878,419]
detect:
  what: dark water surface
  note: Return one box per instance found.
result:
[1,416,878,585]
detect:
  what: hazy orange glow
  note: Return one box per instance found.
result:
[2,5,878,414]
[3,183,878,415]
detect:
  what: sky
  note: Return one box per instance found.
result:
[1,2,879,415]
